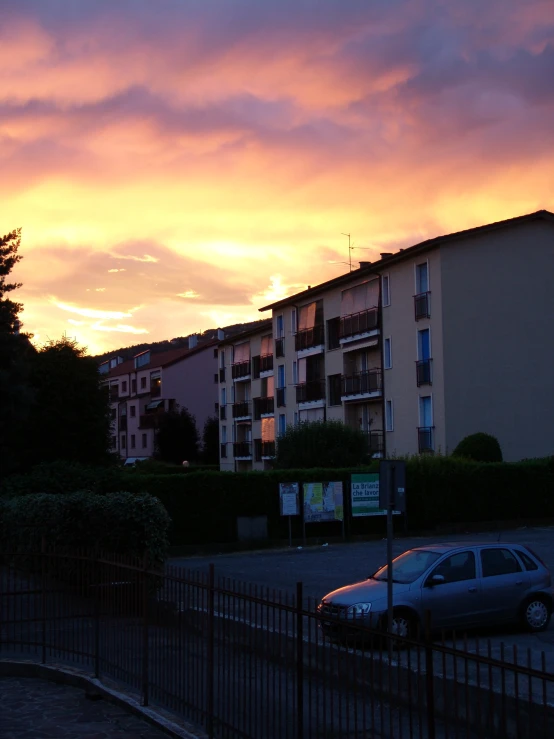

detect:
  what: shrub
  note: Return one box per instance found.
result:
[274,420,370,469]
[0,460,127,497]
[452,432,503,463]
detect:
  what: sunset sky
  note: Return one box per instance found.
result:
[3,0,553,355]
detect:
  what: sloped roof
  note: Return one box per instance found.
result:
[106,339,218,378]
[218,318,273,347]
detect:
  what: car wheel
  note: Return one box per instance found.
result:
[385,610,417,647]
[522,597,551,632]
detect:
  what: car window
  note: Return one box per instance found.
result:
[373,549,442,584]
[516,549,539,571]
[480,548,522,577]
[427,551,476,585]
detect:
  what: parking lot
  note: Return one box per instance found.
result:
[170,525,554,667]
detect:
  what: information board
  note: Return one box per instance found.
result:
[351,473,401,517]
[303,481,344,522]
[279,482,300,516]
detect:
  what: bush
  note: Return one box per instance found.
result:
[0,460,127,497]
[0,491,171,567]
[274,420,370,469]
[452,432,503,463]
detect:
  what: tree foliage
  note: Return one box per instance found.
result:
[0,228,23,333]
[274,420,370,469]
[154,406,199,465]
[452,432,503,463]
[202,415,219,464]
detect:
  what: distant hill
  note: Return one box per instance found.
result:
[93,319,270,363]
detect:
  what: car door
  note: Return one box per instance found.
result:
[420,550,481,631]
[477,547,530,623]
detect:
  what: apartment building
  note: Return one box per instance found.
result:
[253,209,554,463]
[102,337,219,461]
[218,320,277,471]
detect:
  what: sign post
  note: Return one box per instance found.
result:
[379,460,407,640]
[279,483,300,547]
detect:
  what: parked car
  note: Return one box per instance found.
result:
[318,542,553,640]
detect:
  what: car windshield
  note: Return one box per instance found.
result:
[373,549,442,584]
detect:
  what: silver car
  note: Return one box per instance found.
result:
[318,542,553,639]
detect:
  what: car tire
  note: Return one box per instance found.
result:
[521,596,551,633]
[384,609,418,647]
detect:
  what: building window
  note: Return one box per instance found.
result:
[292,361,298,385]
[382,274,390,307]
[415,262,429,294]
[131,379,137,394]
[276,314,284,338]
[278,414,287,436]
[221,387,226,406]
[142,433,147,449]
[384,337,392,369]
[121,381,128,393]
[327,317,340,350]
[293,411,299,426]
[328,374,342,406]
[130,435,136,449]
[140,377,147,390]
[385,400,394,432]
[221,426,227,443]
[291,308,297,334]
[121,435,126,449]
[130,405,136,418]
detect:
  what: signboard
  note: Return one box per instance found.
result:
[378,460,407,513]
[279,482,300,516]
[303,481,344,522]
[351,473,402,517]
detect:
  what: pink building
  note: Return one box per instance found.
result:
[101,339,219,461]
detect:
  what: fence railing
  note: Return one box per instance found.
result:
[2,551,554,739]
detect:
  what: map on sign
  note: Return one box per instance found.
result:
[303,481,344,522]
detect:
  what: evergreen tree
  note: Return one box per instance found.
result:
[154,406,199,465]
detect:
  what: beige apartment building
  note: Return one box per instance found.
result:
[220,209,553,467]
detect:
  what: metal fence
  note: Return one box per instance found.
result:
[1,550,554,739]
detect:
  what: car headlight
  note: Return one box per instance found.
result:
[347,602,372,617]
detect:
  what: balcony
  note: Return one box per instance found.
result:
[260,354,274,373]
[364,430,384,457]
[219,367,226,383]
[414,291,431,320]
[140,414,161,429]
[295,324,325,352]
[220,443,228,459]
[276,387,286,407]
[118,417,127,432]
[254,396,274,420]
[109,387,119,401]
[296,379,326,404]
[341,370,382,399]
[232,401,251,419]
[254,439,275,461]
[275,337,285,357]
[150,383,161,398]
[233,442,252,459]
[339,307,378,341]
[418,426,435,453]
[232,360,251,380]
[416,359,433,386]
[220,405,227,421]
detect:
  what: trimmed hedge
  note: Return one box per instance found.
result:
[452,432,503,463]
[0,491,171,567]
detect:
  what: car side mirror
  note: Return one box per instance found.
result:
[427,574,445,587]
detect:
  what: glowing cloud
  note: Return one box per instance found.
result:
[53,301,135,320]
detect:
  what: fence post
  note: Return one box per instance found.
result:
[296,581,304,739]
[141,553,150,707]
[424,610,436,739]
[41,537,46,665]
[94,548,100,678]
[207,564,215,739]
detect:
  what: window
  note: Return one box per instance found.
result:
[416,262,429,294]
[382,275,390,307]
[130,435,136,449]
[385,399,394,431]
[277,364,285,388]
[293,411,299,426]
[278,414,286,436]
[327,317,340,350]
[130,405,136,418]
[417,328,431,360]
[428,552,476,585]
[481,549,522,578]
[142,433,147,449]
[221,387,226,406]
[292,361,298,385]
[328,374,342,406]
[121,381,128,393]
[220,350,225,368]
[291,308,297,334]
[121,435,126,449]
[131,379,137,394]
[221,426,227,443]
[517,550,539,571]
[419,396,433,427]
[140,377,147,390]
[276,315,284,338]
[384,337,392,369]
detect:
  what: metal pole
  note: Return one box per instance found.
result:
[288,516,292,548]
[207,563,215,738]
[296,581,304,739]
[386,465,396,636]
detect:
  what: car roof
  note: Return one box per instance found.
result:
[411,542,526,554]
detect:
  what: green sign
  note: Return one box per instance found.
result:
[351,473,383,517]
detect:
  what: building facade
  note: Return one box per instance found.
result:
[236,209,554,465]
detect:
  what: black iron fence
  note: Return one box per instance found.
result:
[341,369,382,397]
[2,551,554,739]
[414,291,431,320]
[339,307,379,340]
[295,325,325,352]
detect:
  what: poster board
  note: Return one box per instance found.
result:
[279,482,300,516]
[351,473,401,517]
[303,481,344,522]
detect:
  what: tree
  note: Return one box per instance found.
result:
[0,228,23,334]
[154,406,199,465]
[452,432,503,463]
[24,337,113,467]
[274,420,370,469]
[202,416,219,464]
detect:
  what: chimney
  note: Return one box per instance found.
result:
[380,252,393,259]
[188,334,198,349]
[359,261,372,269]
[217,328,225,341]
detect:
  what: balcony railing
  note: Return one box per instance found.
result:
[414,291,431,320]
[339,307,378,340]
[364,430,384,456]
[262,441,276,458]
[220,405,227,420]
[150,384,161,398]
[220,443,227,459]
[232,401,251,419]
[219,367,226,383]
[418,426,435,453]
[118,417,127,431]
[296,379,326,404]
[232,360,251,379]
[416,359,433,386]
[260,354,274,373]
[276,387,286,407]
[295,324,325,352]
[140,413,162,429]
[341,369,382,398]
[275,337,285,357]
[254,396,274,419]
[233,442,252,458]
